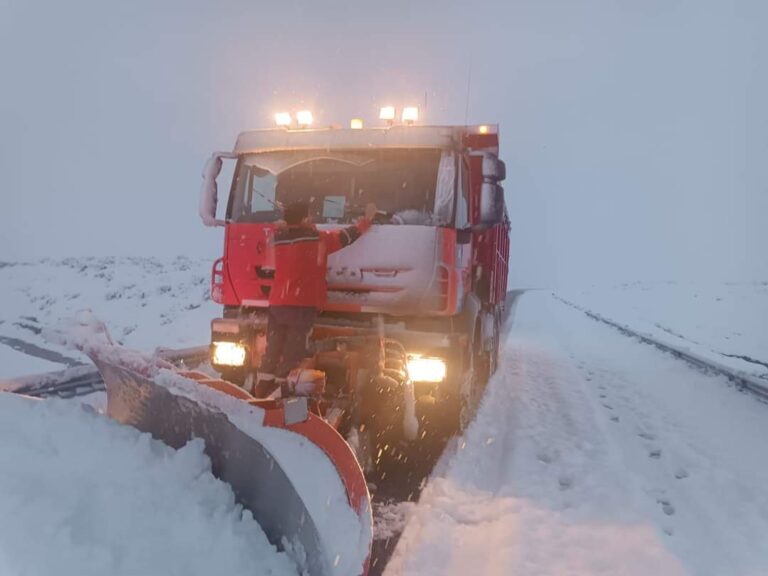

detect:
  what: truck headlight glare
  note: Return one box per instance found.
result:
[212,341,247,367]
[407,355,446,383]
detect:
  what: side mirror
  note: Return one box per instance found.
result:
[482,155,506,182]
[479,182,505,226]
[199,152,237,227]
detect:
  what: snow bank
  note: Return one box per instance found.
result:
[0,257,218,378]
[389,291,768,575]
[0,393,297,576]
[559,281,768,380]
[0,343,62,378]
[2,303,370,574]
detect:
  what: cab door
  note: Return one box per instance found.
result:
[455,155,473,304]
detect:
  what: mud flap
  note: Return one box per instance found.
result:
[93,357,333,575]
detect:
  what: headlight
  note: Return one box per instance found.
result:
[212,341,247,367]
[407,355,446,383]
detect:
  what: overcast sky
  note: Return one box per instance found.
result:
[1,0,765,287]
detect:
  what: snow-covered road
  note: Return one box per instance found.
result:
[387,292,768,576]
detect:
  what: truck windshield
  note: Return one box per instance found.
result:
[227,149,444,225]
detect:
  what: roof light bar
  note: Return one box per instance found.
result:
[379,106,396,122]
[473,124,498,135]
[296,110,314,128]
[401,106,419,125]
[274,112,292,127]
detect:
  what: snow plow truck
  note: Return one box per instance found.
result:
[201,116,509,442]
[78,112,509,576]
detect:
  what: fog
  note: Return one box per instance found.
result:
[1,0,765,288]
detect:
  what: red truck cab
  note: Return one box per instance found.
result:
[200,122,509,433]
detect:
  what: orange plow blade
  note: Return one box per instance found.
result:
[92,357,372,576]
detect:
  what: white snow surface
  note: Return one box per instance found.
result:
[0,343,62,378]
[0,257,218,378]
[0,257,371,576]
[5,259,768,574]
[0,393,297,576]
[387,291,768,576]
[560,281,768,380]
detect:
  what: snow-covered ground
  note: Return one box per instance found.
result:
[0,258,218,378]
[387,291,768,576]
[4,260,768,575]
[0,258,372,576]
[560,282,768,381]
[0,393,297,576]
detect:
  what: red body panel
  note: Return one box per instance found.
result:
[468,155,510,306]
[217,223,277,307]
[213,125,508,317]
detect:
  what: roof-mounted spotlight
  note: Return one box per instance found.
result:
[401,106,419,125]
[379,106,396,125]
[274,112,292,127]
[296,110,313,128]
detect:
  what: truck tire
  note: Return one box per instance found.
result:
[445,328,492,434]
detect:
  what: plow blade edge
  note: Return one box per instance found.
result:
[94,357,339,575]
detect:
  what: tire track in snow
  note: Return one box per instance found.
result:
[549,294,768,575]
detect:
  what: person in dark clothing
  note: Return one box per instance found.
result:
[254,200,376,397]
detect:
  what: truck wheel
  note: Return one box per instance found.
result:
[489,310,501,376]
[450,337,492,433]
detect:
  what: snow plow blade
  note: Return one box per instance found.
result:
[92,356,371,576]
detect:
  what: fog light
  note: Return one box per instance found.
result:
[407,355,446,383]
[212,341,247,367]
